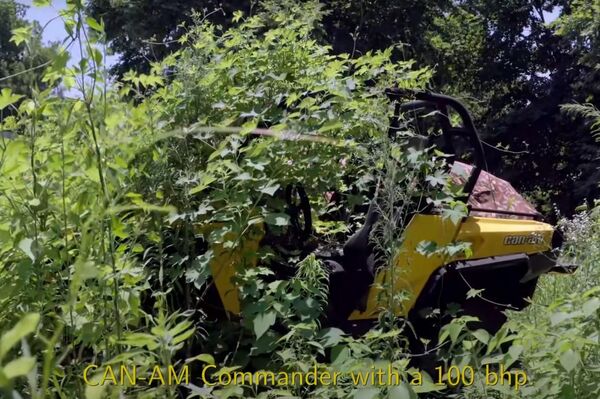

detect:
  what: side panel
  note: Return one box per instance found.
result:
[208,227,263,315]
[348,215,553,320]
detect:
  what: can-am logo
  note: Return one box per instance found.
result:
[503,235,544,245]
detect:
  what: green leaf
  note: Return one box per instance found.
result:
[318,120,343,133]
[467,288,484,299]
[9,26,31,46]
[416,240,438,256]
[331,345,350,366]
[442,204,467,225]
[189,174,217,194]
[471,329,490,344]
[413,372,445,393]
[120,333,158,350]
[508,344,524,359]
[426,170,446,187]
[264,212,289,226]
[253,311,276,338]
[85,376,107,399]
[186,250,214,289]
[389,384,415,399]
[3,356,35,379]
[0,88,24,111]
[188,353,215,365]
[235,172,253,181]
[0,313,40,361]
[0,369,8,388]
[86,17,104,33]
[550,311,573,326]
[319,328,345,347]
[353,388,380,399]
[448,322,463,343]
[173,326,195,345]
[0,140,29,175]
[32,0,51,6]
[582,297,600,316]
[559,349,580,372]
[18,238,35,261]
[28,198,41,208]
[259,182,280,196]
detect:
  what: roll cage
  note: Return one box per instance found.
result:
[385,88,486,203]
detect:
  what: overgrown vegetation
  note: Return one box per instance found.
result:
[0,1,599,398]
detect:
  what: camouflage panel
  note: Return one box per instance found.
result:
[450,162,538,219]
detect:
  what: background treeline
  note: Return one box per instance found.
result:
[0,1,599,399]
[86,0,600,215]
[2,0,599,215]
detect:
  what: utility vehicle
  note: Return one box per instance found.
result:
[204,90,575,338]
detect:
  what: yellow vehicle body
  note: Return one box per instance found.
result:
[208,214,553,321]
[348,214,552,320]
[203,90,568,332]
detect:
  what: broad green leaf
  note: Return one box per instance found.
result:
[426,170,447,187]
[264,213,289,226]
[3,356,35,379]
[0,313,40,361]
[186,250,213,289]
[120,333,158,350]
[318,120,343,133]
[471,329,490,344]
[550,311,574,326]
[168,320,193,337]
[412,372,445,393]
[173,326,195,345]
[352,388,380,399]
[0,140,29,175]
[319,328,345,347]
[28,198,41,208]
[466,288,484,299]
[508,344,524,359]
[188,353,215,365]
[331,345,350,366]
[235,172,252,181]
[85,374,107,399]
[259,182,280,196]
[582,297,600,316]
[18,238,35,261]
[74,261,100,281]
[448,322,463,343]
[416,240,438,256]
[189,174,217,195]
[240,119,258,135]
[10,26,31,46]
[232,10,244,22]
[559,349,580,372]
[32,0,51,6]
[389,384,415,399]
[0,88,23,111]
[0,368,8,388]
[442,204,467,225]
[253,311,276,338]
[86,17,103,33]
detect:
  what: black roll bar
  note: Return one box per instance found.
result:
[385,88,487,201]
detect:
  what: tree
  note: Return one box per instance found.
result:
[86,0,253,77]
[87,0,599,213]
[0,0,56,97]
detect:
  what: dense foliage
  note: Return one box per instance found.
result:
[87,0,600,216]
[0,1,599,399]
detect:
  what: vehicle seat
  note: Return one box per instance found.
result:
[342,200,379,273]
